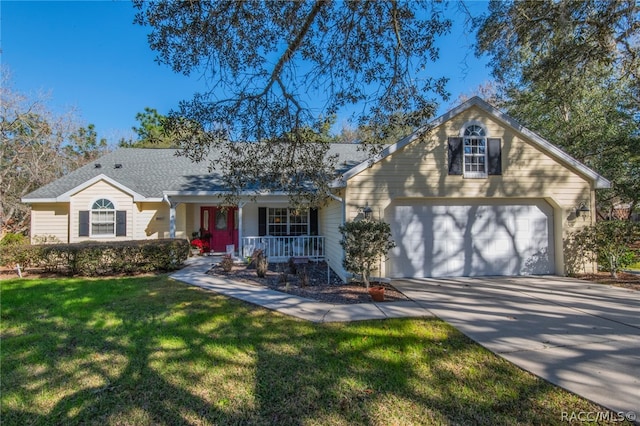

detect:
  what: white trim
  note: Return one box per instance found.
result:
[88,196,118,210]
[459,120,487,137]
[56,174,147,202]
[89,197,116,238]
[337,97,612,189]
[461,122,489,178]
[266,207,310,236]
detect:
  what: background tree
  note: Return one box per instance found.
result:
[1,75,108,237]
[118,107,177,148]
[133,0,452,205]
[475,0,640,215]
[66,124,109,168]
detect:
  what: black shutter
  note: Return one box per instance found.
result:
[258,207,267,236]
[309,208,319,235]
[448,137,463,175]
[487,138,502,175]
[79,211,89,237]
[116,211,126,236]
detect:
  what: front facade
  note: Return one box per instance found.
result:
[23,98,610,280]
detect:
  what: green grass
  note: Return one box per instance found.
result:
[627,261,640,271]
[1,275,630,425]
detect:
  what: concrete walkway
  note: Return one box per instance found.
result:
[170,257,433,323]
[171,259,639,418]
[392,276,640,419]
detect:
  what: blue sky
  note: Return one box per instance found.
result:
[2,1,492,144]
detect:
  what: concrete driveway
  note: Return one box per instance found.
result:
[392,276,640,419]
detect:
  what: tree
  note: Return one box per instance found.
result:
[475,0,640,214]
[0,75,107,236]
[339,219,396,289]
[66,124,109,168]
[133,1,452,204]
[118,107,178,148]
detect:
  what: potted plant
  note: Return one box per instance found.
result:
[190,238,204,255]
[368,285,385,302]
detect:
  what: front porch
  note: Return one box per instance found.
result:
[165,195,328,262]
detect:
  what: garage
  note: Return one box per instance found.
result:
[387,199,555,278]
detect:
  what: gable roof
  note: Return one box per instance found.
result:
[336,97,612,189]
[22,144,369,203]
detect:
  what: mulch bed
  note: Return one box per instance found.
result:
[574,271,640,291]
[206,261,410,305]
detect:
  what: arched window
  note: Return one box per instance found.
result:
[91,198,115,236]
[463,124,487,177]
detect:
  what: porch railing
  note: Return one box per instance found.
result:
[241,236,325,262]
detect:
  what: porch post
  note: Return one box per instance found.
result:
[167,197,181,239]
[238,201,246,257]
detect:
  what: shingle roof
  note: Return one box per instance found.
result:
[23,144,370,201]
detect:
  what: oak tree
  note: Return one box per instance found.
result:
[133,0,452,205]
[475,0,640,214]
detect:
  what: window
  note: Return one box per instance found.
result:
[463,124,487,178]
[267,208,308,236]
[91,198,115,236]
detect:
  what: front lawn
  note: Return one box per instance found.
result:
[1,275,629,425]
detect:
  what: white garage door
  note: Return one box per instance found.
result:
[387,200,554,278]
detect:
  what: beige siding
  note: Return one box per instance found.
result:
[134,202,171,239]
[174,203,187,239]
[319,195,347,281]
[30,203,69,243]
[345,106,596,276]
[69,180,134,243]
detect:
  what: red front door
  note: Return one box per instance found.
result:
[201,207,238,253]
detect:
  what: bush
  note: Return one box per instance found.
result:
[0,232,27,247]
[253,249,268,278]
[220,254,234,272]
[570,220,640,278]
[340,219,396,289]
[1,239,190,276]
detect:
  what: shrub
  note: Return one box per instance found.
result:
[297,267,310,287]
[288,257,298,274]
[339,219,396,289]
[570,220,640,278]
[253,249,268,278]
[1,239,190,276]
[0,232,27,247]
[220,254,234,272]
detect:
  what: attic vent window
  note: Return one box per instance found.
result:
[94,163,102,168]
[114,164,122,169]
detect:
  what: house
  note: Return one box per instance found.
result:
[22,97,610,280]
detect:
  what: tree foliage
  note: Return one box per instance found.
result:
[0,76,109,236]
[340,219,396,289]
[476,0,640,213]
[133,1,452,204]
[571,221,640,278]
[118,107,178,148]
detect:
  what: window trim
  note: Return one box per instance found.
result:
[266,207,310,236]
[89,198,116,238]
[460,121,488,179]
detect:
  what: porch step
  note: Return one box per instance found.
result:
[291,257,310,264]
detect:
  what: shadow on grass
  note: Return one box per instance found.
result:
[1,276,626,425]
